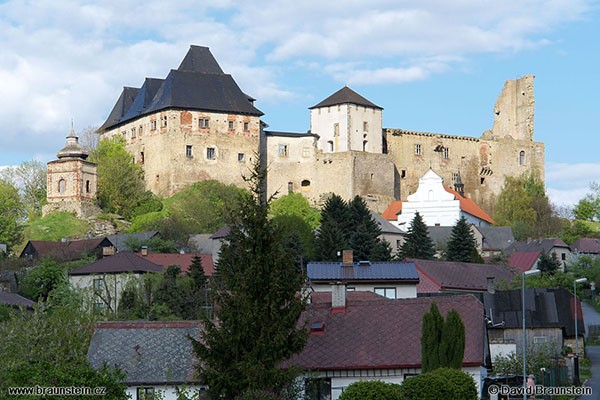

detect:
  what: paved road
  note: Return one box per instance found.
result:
[582,301,600,338]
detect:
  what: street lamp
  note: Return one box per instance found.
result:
[522,269,540,400]
[574,277,587,386]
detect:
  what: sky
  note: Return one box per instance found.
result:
[1,0,599,208]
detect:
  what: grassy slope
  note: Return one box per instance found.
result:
[22,212,90,243]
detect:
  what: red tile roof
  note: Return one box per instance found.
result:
[444,187,494,224]
[381,189,494,224]
[413,259,516,293]
[289,295,484,370]
[381,201,403,221]
[142,253,215,276]
[69,252,163,275]
[508,251,541,273]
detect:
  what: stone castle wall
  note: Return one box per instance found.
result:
[102,109,261,196]
[47,159,97,202]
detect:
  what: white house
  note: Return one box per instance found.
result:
[386,169,494,231]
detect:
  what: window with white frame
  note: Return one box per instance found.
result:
[150,120,157,130]
[415,143,422,155]
[278,144,288,157]
[374,287,396,299]
[199,118,210,129]
[443,147,449,159]
[136,387,155,400]
[228,120,235,130]
[206,147,216,160]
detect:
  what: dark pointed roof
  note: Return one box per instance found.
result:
[310,86,383,110]
[99,45,262,131]
[98,87,140,131]
[177,45,224,74]
[69,252,163,275]
[56,126,89,160]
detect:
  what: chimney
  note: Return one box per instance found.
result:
[487,277,496,294]
[141,246,149,256]
[342,250,353,267]
[331,282,346,312]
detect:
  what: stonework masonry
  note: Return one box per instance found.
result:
[97,46,544,215]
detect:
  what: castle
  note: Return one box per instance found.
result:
[99,45,544,213]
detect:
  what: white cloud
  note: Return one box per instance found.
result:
[546,162,599,207]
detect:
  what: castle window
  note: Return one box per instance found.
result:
[288,182,293,193]
[186,145,193,158]
[302,147,311,158]
[443,147,449,159]
[161,115,168,127]
[237,153,245,162]
[121,131,126,139]
[363,121,368,132]
[301,180,311,187]
[278,144,288,158]
[519,150,526,165]
[58,179,66,194]
[85,180,90,193]
[131,127,136,138]
[228,120,235,130]
[401,170,406,178]
[333,123,339,137]
[199,118,209,129]
[415,144,422,155]
[140,152,144,164]
[452,173,459,182]
[327,141,334,152]
[243,122,249,131]
[363,140,368,151]
[139,125,143,136]
[206,147,216,160]
[480,177,486,185]
[150,120,157,130]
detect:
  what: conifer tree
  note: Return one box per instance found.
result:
[190,162,307,399]
[398,212,435,260]
[348,196,391,261]
[421,302,444,373]
[313,194,350,260]
[537,252,561,275]
[188,255,210,318]
[440,309,466,369]
[446,217,479,262]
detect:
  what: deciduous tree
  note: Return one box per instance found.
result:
[0,179,25,252]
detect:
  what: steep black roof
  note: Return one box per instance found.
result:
[310,86,383,110]
[99,45,262,131]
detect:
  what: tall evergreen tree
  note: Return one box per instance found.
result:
[446,217,479,262]
[190,162,307,399]
[313,194,350,260]
[440,309,466,369]
[537,252,561,275]
[348,196,391,261]
[421,302,444,373]
[398,212,435,260]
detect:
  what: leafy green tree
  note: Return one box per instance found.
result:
[399,368,477,400]
[0,306,128,399]
[18,260,68,302]
[338,380,402,400]
[421,302,444,373]
[439,309,465,369]
[270,192,320,230]
[190,162,307,399]
[398,212,435,260]
[89,136,161,219]
[574,182,600,221]
[446,217,479,262]
[538,252,562,275]
[492,342,560,376]
[0,179,25,252]
[1,160,47,219]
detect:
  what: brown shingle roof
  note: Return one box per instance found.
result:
[571,238,600,255]
[20,238,114,261]
[508,251,541,273]
[69,252,162,275]
[289,295,484,370]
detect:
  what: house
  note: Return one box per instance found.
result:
[20,237,115,262]
[0,270,18,293]
[370,211,405,257]
[571,238,600,257]
[307,251,419,299]
[87,321,203,400]
[140,253,215,276]
[505,238,571,270]
[383,169,494,231]
[106,231,160,253]
[413,259,516,294]
[69,252,163,312]
[508,251,541,273]
[427,225,514,258]
[0,292,35,310]
[289,292,489,399]
[483,288,585,360]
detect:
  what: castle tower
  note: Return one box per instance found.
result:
[309,86,383,153]
[43,126,100,218]
[491,75,535,141]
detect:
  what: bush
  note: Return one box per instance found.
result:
[399,368,477,400]
[338,380,402,400]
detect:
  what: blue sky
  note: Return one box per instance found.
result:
[1,0,598,207]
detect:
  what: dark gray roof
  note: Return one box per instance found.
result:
[505,238,570,254]
[69,252,163,275]
[310,86,382,110]
[100,45,262,131]
[98,87,140,131]
[483,288,583,337]
[308,261,419,282]
[371,211,404,235]
[478,226,514,251]
[87,321,201,385]
[571,237,600,254]
[427,226,454,246]
[0,292,35,308]
[106,231,160,253]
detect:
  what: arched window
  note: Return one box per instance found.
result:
[58,179,66,194]
[363,140,368,151]
[301,180,311,191]
[519,150,526,165]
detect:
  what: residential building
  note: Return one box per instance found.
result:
[87,321,204,400]
[505,238,571,270]
[20,238,114,262]
[571,238,600,257]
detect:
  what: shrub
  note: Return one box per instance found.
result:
[399,368,477,400]
[338,380,402,400]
